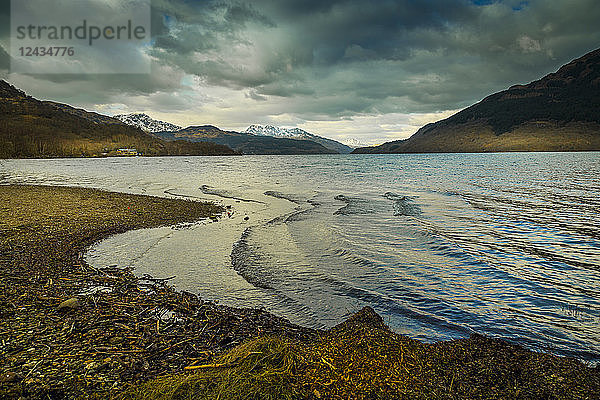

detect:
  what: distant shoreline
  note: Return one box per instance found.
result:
[3,149,600,160]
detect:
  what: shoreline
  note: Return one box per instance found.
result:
[1,184,598,399]
[0,185,315,399]
[86,183,303,317]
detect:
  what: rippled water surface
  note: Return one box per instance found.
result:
[2,153,599,363]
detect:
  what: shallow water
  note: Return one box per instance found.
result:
[2,153,599,363]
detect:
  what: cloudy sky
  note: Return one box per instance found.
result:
[1,0,599,145]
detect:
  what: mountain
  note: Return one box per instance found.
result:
[354,48,600,154]
[245,124,353,154]
[245,124,300,138]
[343,138,371,148]
[155,125,336,155]
[114,113,182,133]
[0,80,236,158]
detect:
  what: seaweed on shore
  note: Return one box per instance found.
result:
[117,307,600,400]
[1,184,599,400]
[0,185,315,399]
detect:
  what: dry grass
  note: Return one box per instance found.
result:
[120,308,600,400]
[117,337,302,400]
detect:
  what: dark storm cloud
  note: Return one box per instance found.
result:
[0,0,182,98]
[1,0,599,123]
[223,2,275,27]
[149,0,274,54]
[144,0,600,115]
[245,89,267,101]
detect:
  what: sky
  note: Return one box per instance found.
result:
[1,0,600,145]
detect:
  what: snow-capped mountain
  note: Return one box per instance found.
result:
[245,125,303,138]
[114,113,182,133]
[342,138,370,148]
[244,125,353,154]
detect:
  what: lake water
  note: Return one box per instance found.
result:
[2,153,599,363]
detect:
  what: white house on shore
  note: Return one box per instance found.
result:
[116,148,139,156]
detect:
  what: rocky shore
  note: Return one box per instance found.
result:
[1,185,598,399]
[0,185,315,399]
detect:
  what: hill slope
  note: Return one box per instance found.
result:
[156,126,336,155]
[114,113,182,133]
[354,48,600,153]
[244,124,353,153]
[0,81,236,158]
